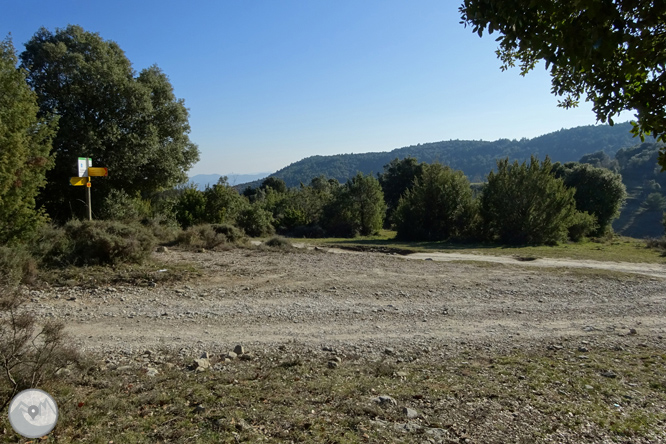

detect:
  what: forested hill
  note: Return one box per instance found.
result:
[243,122,647,188]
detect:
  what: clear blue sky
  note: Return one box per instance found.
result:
[3,0,633,176]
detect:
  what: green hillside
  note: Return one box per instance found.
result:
[256,122,643,187]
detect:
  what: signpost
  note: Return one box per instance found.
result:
[70,158,108,221]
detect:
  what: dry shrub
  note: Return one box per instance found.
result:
[263,236,293,249]
[34,220,156,267]
[175,224,235,250]
[0,287,79,410]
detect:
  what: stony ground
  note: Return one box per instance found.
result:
[15,246,666,443]
[25,246,666,358]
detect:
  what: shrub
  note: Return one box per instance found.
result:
[0,245,37,286]
[480,156,577,245]
[263,236,292,249]
[210,223,246,243]
[175,224,232,249]
[98,188,152,222]
[0,288,79,410]
[36,220,156,267]
[235,206,275,238]
[393,163,477,241]
[568,211,599,241]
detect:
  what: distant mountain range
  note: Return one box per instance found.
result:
[188,172,271,190]
[234,122,651,190]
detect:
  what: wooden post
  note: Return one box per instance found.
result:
[86,180,92,221]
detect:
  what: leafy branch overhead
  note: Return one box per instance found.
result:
[459,1,666,166]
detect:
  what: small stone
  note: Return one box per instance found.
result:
[234,345,245,355]
[578,346,589,353]
[156,246,169,253]
[600,371,617,378]
[145,367,159,377]
[384,348,395,356]
[373,395,397,406]
[227,351,237,359]
[327,361,339,369]
[192,358,210,371]
[629,328,637,335]
[195,404,205,413]
[200,352,210,359]
[239,353,253,361]
[403,407,418,419]
[332,356,342,364]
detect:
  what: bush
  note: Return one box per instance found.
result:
[235,206,275,238]
[0,288,79,410]
[0,245,37,286]
[480,156,577,245]
[36,220,156,267]
[175,224,235,249]
[568,211,599,241]
[263,236,293,249]
[210,223,246,244]
[393,163,477,241]
[98,189,152,222]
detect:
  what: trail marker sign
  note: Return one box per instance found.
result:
[69,177,88,186]
[87,167,108,177]
[78,157,92,177]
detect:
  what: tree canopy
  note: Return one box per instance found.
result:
[0,37,57,244]
[459,1,666,167]
[20,25,199,222]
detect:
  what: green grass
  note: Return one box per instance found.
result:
[2,344,665,443]
[298,230,666,264]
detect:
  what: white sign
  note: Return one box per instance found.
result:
[78,157,92,177]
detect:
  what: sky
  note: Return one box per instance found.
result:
[2,0,633,176]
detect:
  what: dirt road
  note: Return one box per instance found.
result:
[24,246,666,357]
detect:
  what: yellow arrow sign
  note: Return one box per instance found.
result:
[70,177,89,186]
[88,167,108,177]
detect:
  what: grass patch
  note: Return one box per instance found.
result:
[300,231,666,264]
[2,344,665,443]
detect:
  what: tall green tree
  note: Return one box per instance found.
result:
[393,163,477,241]
[480,156,578,244]
[0,37,57,244]
[552,162,627,235]
[378,157,425,224]
[20,25,199,222]
[323,173,385,237]
[459,1,666,167]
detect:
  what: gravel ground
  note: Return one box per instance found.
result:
[23,246,666,358]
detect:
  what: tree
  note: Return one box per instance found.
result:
[203,177,246,225]
[378,157,425,224]
[393,163,477,241]
[260,177,288,194]
[322,173,385,237]
[552,162,627,235]
[20,25,199,222]
[480,156,578,244]
[459,1,666,167]
[0,37,57,244]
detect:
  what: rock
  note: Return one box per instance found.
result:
[156,246,169,253]
[629,328,637,335]
[373,395,397,406]
[116,365,133,373]
[200,351,210,359]
[192,358,210,371]
[327,361,339,369]
[403,407,418,419]
[227,351,238,359]
[600,370,617,378]
[239,353,253,361]
[331,356,342,364]
[234,345,245,355]
[145,367,159,377]
[578,346,589,353]
[584,385,594,390]
[384,348,395,356]
[194,404,205,413]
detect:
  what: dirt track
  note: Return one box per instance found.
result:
[24,247,666,357]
